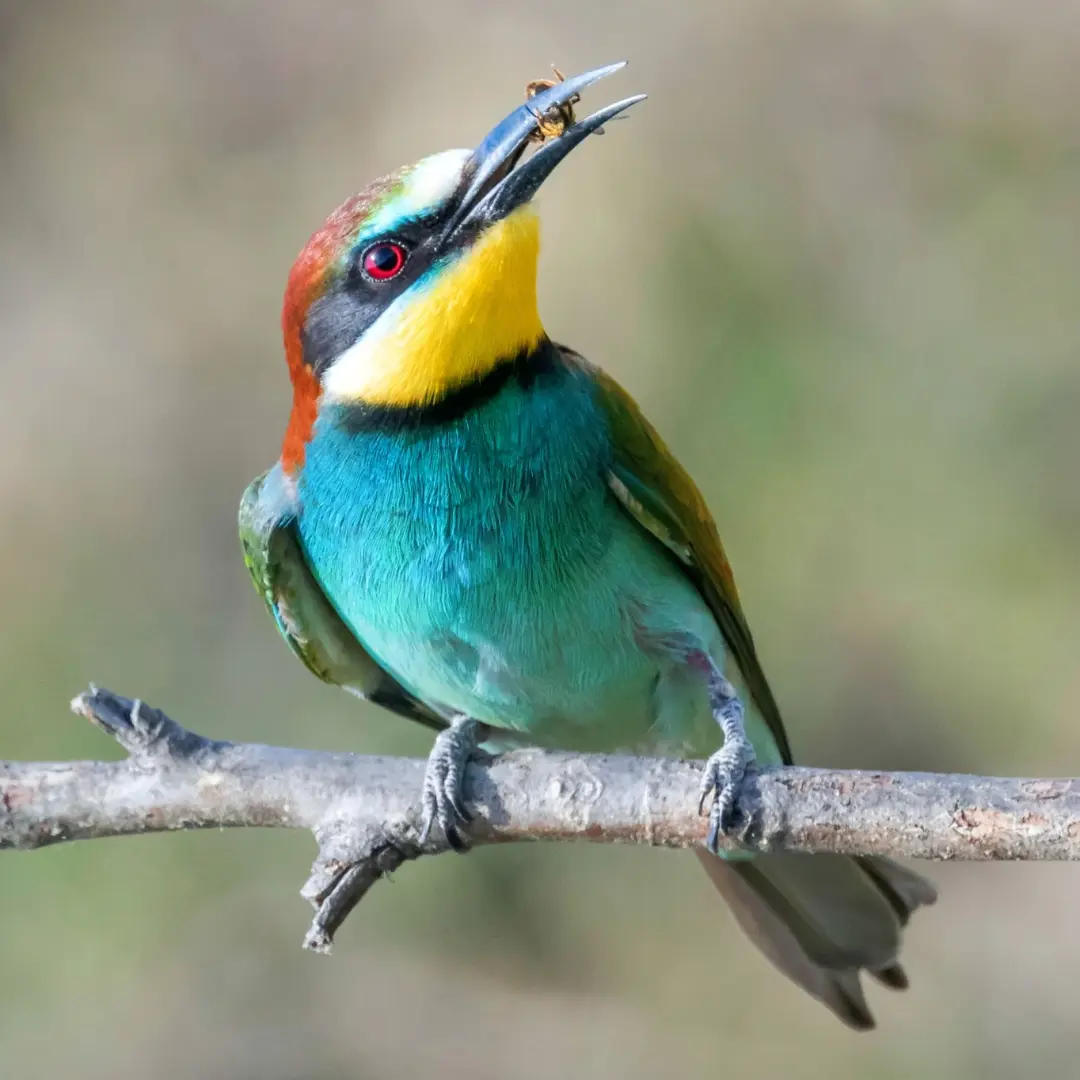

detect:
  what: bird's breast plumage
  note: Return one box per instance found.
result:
[294,351,724,755]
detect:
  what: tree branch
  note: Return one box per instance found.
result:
[3,687,1079,951]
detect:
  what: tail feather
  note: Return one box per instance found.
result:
[870,963,910,991]
[698,851,935,1030]
[856,855,938,926]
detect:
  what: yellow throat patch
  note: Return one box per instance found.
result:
[322,207,545,408]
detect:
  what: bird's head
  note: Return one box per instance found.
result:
[279,63,644,471]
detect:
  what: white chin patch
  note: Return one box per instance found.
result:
[361,148,472,238]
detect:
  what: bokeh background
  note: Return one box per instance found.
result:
[3,1,1080,1076]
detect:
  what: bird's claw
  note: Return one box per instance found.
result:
[699,735,754,854]
[419,717,485,852]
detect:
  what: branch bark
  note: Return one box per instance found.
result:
[3,687,1079,951]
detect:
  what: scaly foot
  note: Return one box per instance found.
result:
[698,671,756,853]
[419,716,488,851]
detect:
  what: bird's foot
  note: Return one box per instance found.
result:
[419,716,488,852]
[698,737,754,852]
[698,672,756,854]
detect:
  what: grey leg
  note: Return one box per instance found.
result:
[698,664,756,854]
[419,716,488,851]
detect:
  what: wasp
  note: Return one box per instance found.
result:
[525,66,580,142]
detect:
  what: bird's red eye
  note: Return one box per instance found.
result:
[361,241,407,281]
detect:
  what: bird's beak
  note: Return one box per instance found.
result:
[440,62,645,245]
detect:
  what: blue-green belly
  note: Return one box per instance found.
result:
[297,366,780,764]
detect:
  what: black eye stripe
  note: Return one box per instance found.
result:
[303,228,440,374]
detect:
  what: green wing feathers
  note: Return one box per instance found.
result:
[238,470,444,731]
[566,347,792,763]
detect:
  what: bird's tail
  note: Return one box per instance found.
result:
[698,850,937,1029]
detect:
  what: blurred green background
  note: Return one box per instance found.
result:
[3,1,1080,1076]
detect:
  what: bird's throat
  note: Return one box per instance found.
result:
[322,208,545,411]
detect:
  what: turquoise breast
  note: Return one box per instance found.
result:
[296,352,724,756]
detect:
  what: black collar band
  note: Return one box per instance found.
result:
[334,337,561,434]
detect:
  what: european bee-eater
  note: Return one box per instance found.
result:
[240,63,935,1029]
